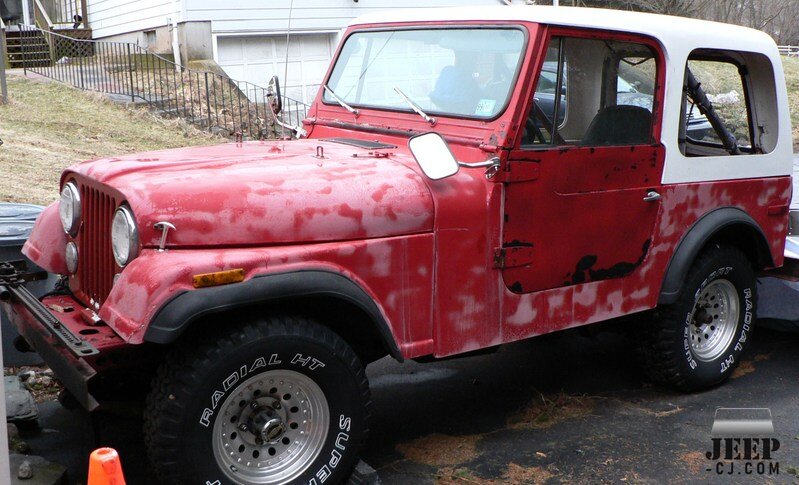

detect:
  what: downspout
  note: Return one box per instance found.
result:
[170,0,182,70]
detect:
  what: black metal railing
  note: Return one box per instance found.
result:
[42,0,83,27]
[18,26,309,140]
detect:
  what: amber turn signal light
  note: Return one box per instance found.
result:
[192,268,245,288]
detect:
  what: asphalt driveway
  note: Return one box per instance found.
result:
[14,321,799,484]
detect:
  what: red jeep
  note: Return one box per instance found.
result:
[1,6,793,484]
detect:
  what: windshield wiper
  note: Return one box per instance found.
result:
[393,87,436,125]
[323,85,359,116]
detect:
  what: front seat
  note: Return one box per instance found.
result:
[581,105,652,146]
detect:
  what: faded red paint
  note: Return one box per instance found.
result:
[10,19,792,377]
[64,141,435,248]
[22,203,67,274]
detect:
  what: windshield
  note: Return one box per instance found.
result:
[325,28,526,119]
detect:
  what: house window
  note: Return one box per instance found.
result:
[144,30,156,49]
[680,49,778,156]
[522,36,658,148]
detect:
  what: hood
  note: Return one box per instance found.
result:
[67,140,435,248]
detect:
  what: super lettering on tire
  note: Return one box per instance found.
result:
[639,245,755,392]
[144,315,370,485]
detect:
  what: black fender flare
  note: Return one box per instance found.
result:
[658,207,773,305]
[143,270,403,361]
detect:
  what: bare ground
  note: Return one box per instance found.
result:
[0,73,221,206]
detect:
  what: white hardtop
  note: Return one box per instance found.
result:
[349,6,792,185]
[350,6,778,59]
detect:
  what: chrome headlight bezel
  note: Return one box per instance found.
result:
[59,182,81,236]
[111,205,139,267]
[65,241,78,274]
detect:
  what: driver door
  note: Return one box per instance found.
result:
[500,29,666,294]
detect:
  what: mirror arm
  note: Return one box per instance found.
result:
[458,157,500,168]
[266,93,307,139]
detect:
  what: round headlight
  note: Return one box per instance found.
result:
[65,242,78,274]
[59,182,81,236]
[111,206,139,267]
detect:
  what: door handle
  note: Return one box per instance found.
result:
[643,190,661,202]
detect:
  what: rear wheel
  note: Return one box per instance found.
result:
[144,315,370,484]
[641,245,755,391]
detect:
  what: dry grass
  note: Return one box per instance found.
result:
[0,74,221,206]
[782,56,799,152]
[679,451,707,475]
[731,360,756,379]
[436,463,554,485]
[507,392,595,430]
[396,433,482,467]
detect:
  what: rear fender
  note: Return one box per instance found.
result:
[658,207,772,305]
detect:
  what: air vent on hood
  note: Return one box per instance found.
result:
[323,138,397,150]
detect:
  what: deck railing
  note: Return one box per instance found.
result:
[18,26,309,140]
[1,18,7,104]
[778,45,799,57]
[36,0,87,28]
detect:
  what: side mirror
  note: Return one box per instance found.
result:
[267,75,283,114]
[408,132,460,180]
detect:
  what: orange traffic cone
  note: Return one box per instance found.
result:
[87,447,126,485]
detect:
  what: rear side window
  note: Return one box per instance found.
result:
[680,49,778,157]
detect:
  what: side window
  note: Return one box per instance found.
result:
[522,36,658,148]
[680,50,776,157]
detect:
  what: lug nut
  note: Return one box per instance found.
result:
[239,423,248,432]
[250,401,259,410]
[273,400,281,409]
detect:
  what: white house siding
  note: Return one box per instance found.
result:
[202,0,504,104]
[86,0,508,102]
[185,0,505,34]
[88,0,175,39]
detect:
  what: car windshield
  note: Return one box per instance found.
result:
[324,28,526,119]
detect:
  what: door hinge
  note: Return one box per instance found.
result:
[493,246,535,269]
[498,160,540,183]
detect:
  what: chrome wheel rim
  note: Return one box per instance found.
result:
[689,279,739,362]
[212,369,329,484]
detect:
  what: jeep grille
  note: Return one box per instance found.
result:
[73,182,118,309]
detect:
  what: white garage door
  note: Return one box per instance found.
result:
[216,33,337,105]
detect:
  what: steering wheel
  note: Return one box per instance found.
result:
[524,101,567,145]
[525,117,547,145]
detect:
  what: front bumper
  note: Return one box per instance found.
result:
[1,269,127,410]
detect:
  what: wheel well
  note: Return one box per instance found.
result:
[705,223,772,269]
[659,208,773,305]
[183,296,393,365]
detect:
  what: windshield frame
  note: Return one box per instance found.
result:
[321,24,530,122]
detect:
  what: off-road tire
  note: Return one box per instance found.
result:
[640,245,755,391]
[143,315,371,484]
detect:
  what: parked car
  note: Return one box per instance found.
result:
[1,6,793,485]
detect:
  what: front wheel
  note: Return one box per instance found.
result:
[144,315,370,485]
[641,245,755,391]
